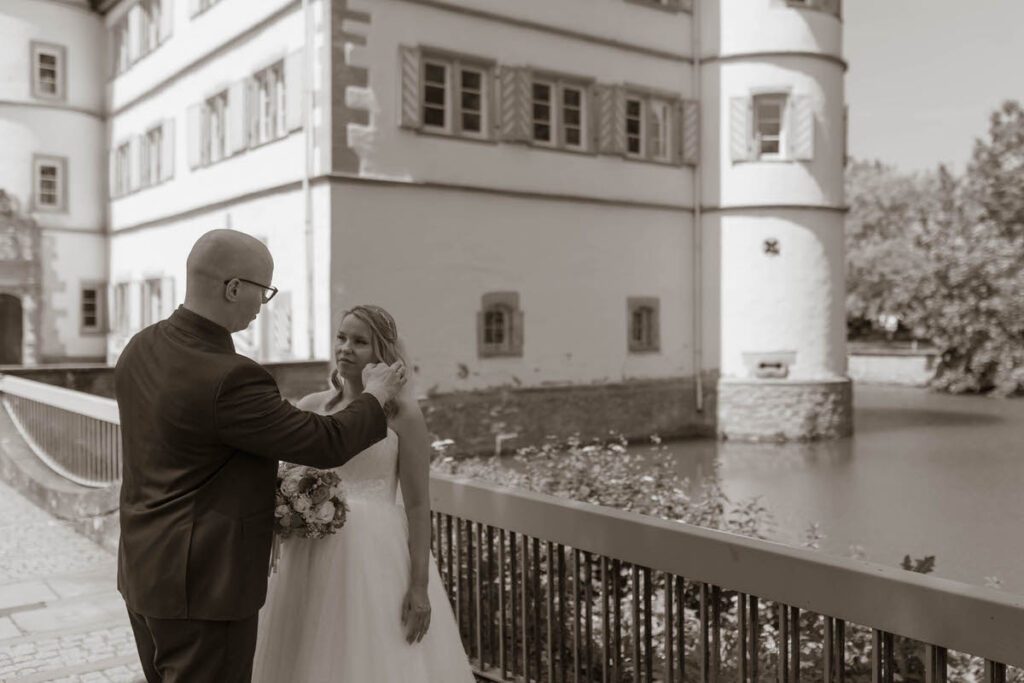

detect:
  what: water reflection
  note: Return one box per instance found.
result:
[642,385,1024,594]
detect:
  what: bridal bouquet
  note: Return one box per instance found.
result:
[269,463,349,573]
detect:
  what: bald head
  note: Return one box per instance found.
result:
[183,229,274,333]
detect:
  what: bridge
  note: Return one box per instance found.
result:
[0,374,1021,682]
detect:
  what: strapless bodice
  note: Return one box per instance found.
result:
[331,428,399,503]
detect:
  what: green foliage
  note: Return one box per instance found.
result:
[846,100,1024,394]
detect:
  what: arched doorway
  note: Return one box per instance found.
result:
[0,294,23,365]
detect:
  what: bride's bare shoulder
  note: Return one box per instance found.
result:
[295,389,334,412]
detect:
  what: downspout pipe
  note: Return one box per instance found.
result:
[302,0,315,359]
[692,0,704,412]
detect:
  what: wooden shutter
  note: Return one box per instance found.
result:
[128,136,141,191]
[186,104,202,169]
[285,50,304,132]
[398,45,421,129]
[595,85,625,155]
[127,5,142,64]
[159,0,174,43]
[227,81,248,155]
[160,276,176,318]
[160,118,175,182]
[497,66,530,142]
[729,96,754,162]
[680,99,700,166]
[787,95,815,161]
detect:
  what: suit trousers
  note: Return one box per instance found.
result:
[127,605,259,683]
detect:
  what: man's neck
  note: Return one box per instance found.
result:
[182,301,232,333]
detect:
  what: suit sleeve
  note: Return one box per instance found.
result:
[214,362,387,467]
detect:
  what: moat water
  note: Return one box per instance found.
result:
[650,384,1024,593]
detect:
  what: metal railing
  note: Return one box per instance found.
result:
[0,374,121,487]
[429,475,1024,682]
[1,375,1021,680]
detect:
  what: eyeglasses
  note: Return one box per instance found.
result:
[223,277,278,303]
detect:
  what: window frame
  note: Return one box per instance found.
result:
[140,125,163,188]
[419,51,493,141]
[627,297,661,353]
[625,95,646,159]
[648,97,673,163]
[30,42,66,102]
[251,61,286,147]
[753,93,788,160]
[113,282,132,334]
[530,76,590,152]
[478,291,523,359]
[32,155,67,213]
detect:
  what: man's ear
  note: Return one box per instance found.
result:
[223,278,240,302]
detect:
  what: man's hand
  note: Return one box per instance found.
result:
[362,361,406,409]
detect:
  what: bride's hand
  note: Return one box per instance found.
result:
[401,584,431,644]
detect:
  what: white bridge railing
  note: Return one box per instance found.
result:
[1,374,1021,681]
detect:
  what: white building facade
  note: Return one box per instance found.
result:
[0,0,850,441]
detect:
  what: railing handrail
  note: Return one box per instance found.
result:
[0,374,120,424]
[431,471,1024,667]
[3,375,1021,666]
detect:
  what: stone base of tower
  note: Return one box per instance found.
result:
[717,377,852,441]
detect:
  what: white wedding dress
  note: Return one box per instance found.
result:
[252,429,476,682]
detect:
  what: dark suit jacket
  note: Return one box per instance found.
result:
[114,306,386,620]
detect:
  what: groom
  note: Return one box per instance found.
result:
[114,229,407,682]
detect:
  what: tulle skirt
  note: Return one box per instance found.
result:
[251,498,475,682]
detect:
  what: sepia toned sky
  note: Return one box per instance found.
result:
[844,0,1024,172]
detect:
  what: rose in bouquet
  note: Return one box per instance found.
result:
[270,463,348,573]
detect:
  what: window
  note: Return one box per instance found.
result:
[625,97,644,156]
[31,42,65,101]
[80,285,105,334]
[531,80,588,150]
[139,0,162,57]
[531,81,554,145]
[191,0,222,16]
[251,62,286,145]
[754,94,787,159]
[204,91,228,164]
[415,53,491,139]
[422,60,448,130]
[628,298,660,353]
[33,156,66,212]
[141,126,162,188]
[478,292,523,358]
[141,279,163,327]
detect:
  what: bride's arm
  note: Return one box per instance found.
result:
[393,394,433,642]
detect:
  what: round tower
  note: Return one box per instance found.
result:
[701,0,851,439]
[0,0,107,364]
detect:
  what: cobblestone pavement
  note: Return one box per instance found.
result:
[0,479,143,683]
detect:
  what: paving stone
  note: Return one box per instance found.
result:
[0,616,20,639]
[0,579,58,612]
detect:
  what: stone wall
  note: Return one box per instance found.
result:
[717,378,852,441]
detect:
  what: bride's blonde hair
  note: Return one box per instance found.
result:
[327,304,405,417]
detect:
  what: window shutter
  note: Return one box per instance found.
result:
[159,0,174,42]
[160,118,175,182]
[681,99,700,166]
[247,78,259,145]
[108,149,117,198]
[476,311,485,357]
[646,101,658,160]
[128,136,141,192]
[398,45,421,129]
[729,96,753,162]
[787,95,815,161]
[186,104,202,169]
[497,66,530,143]
[228,81,248,155]
[594,85,625,155]
[160,276,176,318]
[127,5,142,64]
[285,50,304,133]
[511,310,524,356]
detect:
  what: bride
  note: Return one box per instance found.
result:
[252,304,475,682]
